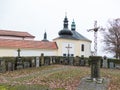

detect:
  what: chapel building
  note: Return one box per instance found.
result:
[0,16,91,57]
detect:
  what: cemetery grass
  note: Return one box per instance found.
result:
[0,65,120,90]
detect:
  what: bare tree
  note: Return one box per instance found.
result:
[103,18,120,59]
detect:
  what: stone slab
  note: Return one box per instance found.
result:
[77,77,109,90]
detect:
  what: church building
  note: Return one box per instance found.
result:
[0,16,91,57]
[54,16,91,57]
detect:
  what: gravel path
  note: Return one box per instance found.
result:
[77,77,109,90]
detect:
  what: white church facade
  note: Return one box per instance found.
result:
[0,16,91,57]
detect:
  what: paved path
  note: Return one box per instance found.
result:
[77,77,109,90]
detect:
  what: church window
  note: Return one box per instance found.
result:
[81,44,84,51]
[63,53,66,56]
[81,55,84,58]
[71,54,74,57]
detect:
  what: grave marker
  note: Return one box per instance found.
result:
[7,62,13,71]
[102,56,108,68]
[109,62,114,69]
[0,59,6,73]
[40,53,44,66]
[36,57,39,67]
[31,59,35,67]
[16,48,23,70]
[89,56,103,83]
[74,56,80,66]
[24,62,30,68]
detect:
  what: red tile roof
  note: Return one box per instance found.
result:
[0,30,35,38]
[0,39,58,49]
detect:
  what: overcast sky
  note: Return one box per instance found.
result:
[0,0,120,57]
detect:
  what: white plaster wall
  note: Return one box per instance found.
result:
[0,48,16,57]
[54,38,91,57]
[0,48,57,57]
[20,49,57,56]
[79,41,91,57]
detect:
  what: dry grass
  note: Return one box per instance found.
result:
[0,65,120,90]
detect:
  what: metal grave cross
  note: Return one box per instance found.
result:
[66,44,72,57]
[87,21,99,56]
[17,48,21,57]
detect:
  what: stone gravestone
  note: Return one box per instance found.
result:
[16,57,23,70]
[7,62,14,71]
[31,59,35,67]
[80,56,85,66]
[89,56,103,83]
[16,48,23,70]
[80,59,85,66]
[69,57,74,65]
[24,62,30,68]
[115,64,120,69]
[50,57,53,65]
[40,53,44,66]
[0,59,6,73]
[109,62,114,69]
[64,58,69,65]
[44,57,50,65]
[102,56,108,68]
[52,57,56,64]
[36,57,39,67]
[74,56,80,66]
[60,58,64,64]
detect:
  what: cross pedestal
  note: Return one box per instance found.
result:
[87,56,103,83]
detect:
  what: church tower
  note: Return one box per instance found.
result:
[71,19,76,31]
[53,16,91,57]
[58,15,73,36]
[42,31,49,41]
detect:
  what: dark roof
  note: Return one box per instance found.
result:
[0,39,58,49]
[0,30,35,38]
[54,31,91,42]
[58,28,73,36]
[71,31,91,42]
[54,35,78,40]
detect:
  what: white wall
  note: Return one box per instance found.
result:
[54,38,91,57]
[20,49,57,56]
[0,48,57,57]
[79,41,91,57]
